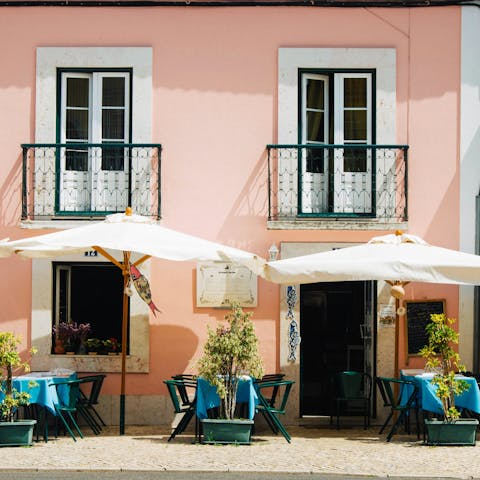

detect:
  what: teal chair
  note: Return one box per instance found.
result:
[49,379,84,442]
[376,376,419,442]
[332,371,372,429]
[255,379,294,443]
[78,374,106,432]
[163,378,197,442]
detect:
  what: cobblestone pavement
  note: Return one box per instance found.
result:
[0,426,479,479]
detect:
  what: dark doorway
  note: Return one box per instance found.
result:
[300,281,374,416]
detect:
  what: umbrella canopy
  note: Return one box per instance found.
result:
[262,232,480,286]
[0,211,264,274]
[0,209,265,433]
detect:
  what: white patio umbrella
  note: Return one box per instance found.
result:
[0,208,265,433]
[261,231,480,376]
[262,232,480,285]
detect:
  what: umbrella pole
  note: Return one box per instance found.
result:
[120,252,131,435]
[394,296,400,379]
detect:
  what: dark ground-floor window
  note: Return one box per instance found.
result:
[52,262,128,354]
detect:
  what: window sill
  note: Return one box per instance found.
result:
[267,218,408,231]
[30,353,148,374]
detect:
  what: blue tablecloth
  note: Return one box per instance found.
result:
[196,376,258,420]
[400,370,480,415]
[12,371,77,414]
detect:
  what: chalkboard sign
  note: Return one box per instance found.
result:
[405,299,446,356]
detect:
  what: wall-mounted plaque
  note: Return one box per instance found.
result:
[196,262,257,308]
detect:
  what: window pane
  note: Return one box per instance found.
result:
[102,110,125,140]
[306,148,325,174]
[307,79,324,109]
[66,110,88,140]
[344,78,367,108]
[67,78,89,108]
[102,77,125,107]
[344,148,367,172]
[66,149,88,171]
[102,146,124,171]
[307,111,325,143]
[344,110,366,141]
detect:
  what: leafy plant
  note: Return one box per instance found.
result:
[103,337,120,353]
[197,302,264,420]
[419,313,470,421]
[85,337,102,352]
[0,332,36,422]
[53,322,91,351]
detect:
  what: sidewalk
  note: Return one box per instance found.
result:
[1,425,480,479]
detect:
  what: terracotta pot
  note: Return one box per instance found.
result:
[54,339,65,354]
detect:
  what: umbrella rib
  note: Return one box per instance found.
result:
[133,254,151,267]
[93,246,124,270]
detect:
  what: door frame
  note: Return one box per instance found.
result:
[278,241,379,424]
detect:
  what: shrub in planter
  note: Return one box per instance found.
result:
[0,332,37,446]
[419,313,478,445]
[198,302,264,421]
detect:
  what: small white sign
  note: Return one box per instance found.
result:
[196,262,257,308]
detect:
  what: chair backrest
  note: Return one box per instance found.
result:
[256,380,294,414]
[254,374,286,407]
[78,375,106,406]
[164,379,196,413]
[50,379,82,410]
[376,377,417,409]
[335,371,371,399]
[171,375,197,406]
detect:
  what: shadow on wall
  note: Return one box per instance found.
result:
[0,152,22,227]
[151,324,199,380]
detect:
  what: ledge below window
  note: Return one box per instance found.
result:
[267,219,408,231]
[30,354,148,374]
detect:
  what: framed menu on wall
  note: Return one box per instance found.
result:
[405,299,446,356]
[196,261,258,308]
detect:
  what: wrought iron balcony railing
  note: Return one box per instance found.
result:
[21,143,162,221]
[267,144,408,222]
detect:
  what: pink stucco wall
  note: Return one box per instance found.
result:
[0,6,461,393]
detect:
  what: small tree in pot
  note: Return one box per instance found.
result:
[198,302,264,432]
[0,332,37,446]
[419,313,478,445]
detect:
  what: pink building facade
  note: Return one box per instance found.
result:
[0,1,479,425]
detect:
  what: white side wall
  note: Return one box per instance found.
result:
[459,7,480,368]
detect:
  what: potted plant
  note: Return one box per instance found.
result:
[103,337,120,355]
[197,302,264,444]
[419,313,479,445]
[0,332,37,446]
[53,322,91,354]
[85,337,102,355]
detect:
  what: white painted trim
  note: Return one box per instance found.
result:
[36,47,152,143]
[31,253,150,373]
[278,48,396,145]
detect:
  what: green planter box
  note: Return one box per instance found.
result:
[424,418,479,446]
[201,418,253,445]
[0,420,37,447]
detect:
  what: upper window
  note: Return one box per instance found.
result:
[299,70,374,214]
[58,70,131,213]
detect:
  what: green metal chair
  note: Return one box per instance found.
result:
[332,371,372,429]
[78,374,107,432]
[255,379,294,443]
[163,378,197,442]
[376,376,419,442]
[49,379,84,442]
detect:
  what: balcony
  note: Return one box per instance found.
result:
[267,144,408,229]
[21,143,161,221]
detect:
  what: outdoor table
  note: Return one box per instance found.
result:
[11,370,77,442]
[400,370,480,415]
[196,376,258,420]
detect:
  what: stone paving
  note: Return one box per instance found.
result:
[1,425,480,478]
